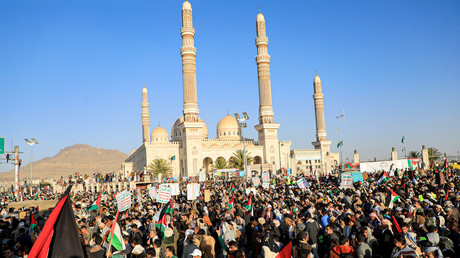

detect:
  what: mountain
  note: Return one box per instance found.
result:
[0,144,127,181]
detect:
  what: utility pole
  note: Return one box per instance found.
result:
[14,146,19,198]
[336,109,345,169]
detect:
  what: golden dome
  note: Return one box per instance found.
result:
[217,115,239,131]
[182,0,192,10]
[151,126,169,141]
[130,149,137,155]
[314,74,321,84]
[257,13,265,22]
[217,115,240,140]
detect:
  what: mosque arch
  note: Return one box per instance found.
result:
[203,157,213,174]
[254,156,262,164]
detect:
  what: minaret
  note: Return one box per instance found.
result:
[141,86,150,143]
[312,74,332,173]
[181,0,199,122]
[254,10,282,170]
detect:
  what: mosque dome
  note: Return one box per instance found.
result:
[182,0,192,10]
[151,126,169,142]
[171,116,208,141]
[217,114,240,140]
[257,13,265,22]
[130,149,137,155]
[314,74,321,84]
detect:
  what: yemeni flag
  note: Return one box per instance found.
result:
[246,195,253,211]
[165,199,173,214]
[385,188,399,209]
[276,242,292,258]
[154,205,168,239]
[108,210,125,252]
[229,183,235,194]
[228,195,235,209]
[30,212,37,234]
[29,185,84,258]
[87,193,101,211]
[378,171,390,185]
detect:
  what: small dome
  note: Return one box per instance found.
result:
[171,116,208,140]
[182,0,192,10]
[314,74,321,84]
[151,126,169,141]
[142,86,148,93]
[217,115,240,140]
[257,13,265,22]
[130,149,137,155]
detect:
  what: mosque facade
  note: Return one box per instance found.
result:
[122,1,338,178]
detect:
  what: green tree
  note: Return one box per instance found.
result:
[428,147,442,164]
[214,157,227,169]
[228,150,253,170]
[407,151,421,159]
[147,158,172,178]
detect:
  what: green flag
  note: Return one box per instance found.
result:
[170,155,176,161]
[337,141,343,148]
[401,136,405,143]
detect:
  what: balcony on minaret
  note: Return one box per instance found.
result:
[181,27,195,36]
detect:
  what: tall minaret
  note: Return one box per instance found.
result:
[141,86,150,143]
[181,0,199,122]
[254,10,282,170]
[312,74,332,173]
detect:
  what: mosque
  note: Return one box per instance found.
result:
[122,1,338,178]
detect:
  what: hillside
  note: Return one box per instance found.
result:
[0,144,127,181]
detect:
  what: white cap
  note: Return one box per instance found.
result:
[190,249,202,256]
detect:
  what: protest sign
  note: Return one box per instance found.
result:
[187,184,196,201]
[297,177,309,189]
[253,177,260,186]
[204,190,211,202]
[199,172,206,182]
[157,185,172,204]
[340,172,353,189]
[148,187,158,200]
[116,190,132,211]
[262,172,270,189]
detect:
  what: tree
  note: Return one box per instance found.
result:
[407,151,421,159]
[428,147,442,164]
[214,157,227,169]
[228,150,253,170]
[147,158,172,178]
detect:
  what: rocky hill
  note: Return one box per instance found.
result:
[0,144,127,181]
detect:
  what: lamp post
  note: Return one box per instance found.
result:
[24,138,38,192]
[336,109,345,169]
[235,112,249,179]
[278,142,284,174]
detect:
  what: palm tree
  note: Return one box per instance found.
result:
[214,157,227,169]
[428,147,442,164]
[407,151,421,159]
[147,158,172,178]
[228,150,253,170]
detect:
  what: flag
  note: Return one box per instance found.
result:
[246,195,252,211]
[441,158,448,172]
[378,172,389,185]
[401,136,405,143]
[30,212,37,234]
[228,195,235,209]
[392,216,402,233]
[170,155,176,161]
[408,159,414,170]
[29,185,84,258]
[229,183,235,194]
[385,188,399,209]
[154,205,168,239]
[276,242,292,258]
[108,210,125,252]
[290,205,298,215]
[165,199,173,214]
[337,141,343,148]
[87,194,101,211]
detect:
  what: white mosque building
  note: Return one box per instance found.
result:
[122,1,338,178]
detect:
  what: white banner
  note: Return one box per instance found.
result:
[253,177,260,186]
[360,159,409,173]
[148,187,158,200]
[262,172,270,189]
[199,172,206,182]
[160,183,180,196]
[340,172,353,189]
[157,185,172,204]
[116,190,132,211]
[297,177,309,189]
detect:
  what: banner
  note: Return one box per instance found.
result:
[297,177,309,189]
[148,187,158,200]
[116,190,132,211]
[194,183,200,198]
[157,185,172,204]
[262,172,270,189]
[340,172,353,189]
[351,172,364,183]
[160,183,180,196]
[253,177,260,186]
[204,190,211,202]
[199,172,206,182]
[187,184,197,201]
[360,159,409,173]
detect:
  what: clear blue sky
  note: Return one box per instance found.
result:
[1,0,459,173]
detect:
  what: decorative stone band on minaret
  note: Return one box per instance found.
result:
[141,86,150,143]
[255,12,274,124]
[181,0,199,122]
[313,75,327,141]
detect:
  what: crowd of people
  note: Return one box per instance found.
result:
[1,167,459,258]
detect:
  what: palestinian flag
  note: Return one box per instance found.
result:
[229,183,235,194]
[441,158,448,172]
[165,199,173,214]
[276,242,292,258]
[29,185,84,257]
[378,171,390,185]
[30,212,37,234]
[228,195,235,209]
[385,188,399,209]
[154,205,168,239]
[408,159,414,170]
[290,205,299,215]
[87,194,101,211]
[246,195,252,211]
[108,210,125,252]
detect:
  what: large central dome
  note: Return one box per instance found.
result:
[217,115,240,140]
[171,116,208,141]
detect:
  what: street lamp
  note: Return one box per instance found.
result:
[235,112,249,179]
[24,138,38,191]
[336,109,345,169]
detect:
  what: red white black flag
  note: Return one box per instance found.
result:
[29,185,84,257]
